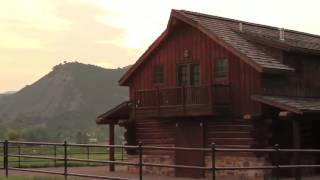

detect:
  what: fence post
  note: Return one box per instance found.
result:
[138,141,143,180]
[211,143,216,180]
[2,141,5,170]
[274,144,280,180]
[87,146,90,166]
[18,145,21,168]
[54,145,57,167]
[4,140,8,178]
[64,140,68,180]
[121,147,124,161]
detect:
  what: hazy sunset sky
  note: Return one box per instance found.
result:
[1,0,320,93]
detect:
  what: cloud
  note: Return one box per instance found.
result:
[0,1,141,92]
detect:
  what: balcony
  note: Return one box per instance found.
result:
[133,84,230,118]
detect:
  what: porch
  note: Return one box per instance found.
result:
[134,84,230,118]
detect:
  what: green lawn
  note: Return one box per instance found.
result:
[0,145,127,168]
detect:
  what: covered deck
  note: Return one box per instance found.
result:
[251,95,320,179]
[96,101,131,172]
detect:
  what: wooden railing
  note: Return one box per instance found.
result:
[135,84,230,108]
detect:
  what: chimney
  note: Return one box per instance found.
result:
[239,22,243,32]
[279,28,285,41]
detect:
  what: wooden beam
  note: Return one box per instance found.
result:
[109,124,115,172]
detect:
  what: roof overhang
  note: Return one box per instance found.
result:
[96,101,131,125]
[252,95,320,115]
[241,32,320,56]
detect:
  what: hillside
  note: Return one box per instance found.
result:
[0,62,128,142]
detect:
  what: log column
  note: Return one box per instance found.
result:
[109,123,115,172]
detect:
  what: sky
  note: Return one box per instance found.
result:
[0,0,320,93]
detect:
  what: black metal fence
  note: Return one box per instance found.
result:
[0,141,126,169]
[1,140,320,180]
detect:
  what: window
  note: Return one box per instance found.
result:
[177,65,189,86]
[190,64,200,85]
[214,59,228,80]
[154,65,164,84]
[177,63,200,86]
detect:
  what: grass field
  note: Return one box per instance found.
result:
[0,144,127,168]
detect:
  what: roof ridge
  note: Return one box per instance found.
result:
[176,9,320,39]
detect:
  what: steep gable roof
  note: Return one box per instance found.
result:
[120,9,320,86]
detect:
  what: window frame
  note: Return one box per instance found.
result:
[214,58,229,81]
[153,65,165,85]
[177,63,201,86]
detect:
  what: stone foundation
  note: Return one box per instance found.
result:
[126,154,271,179]
[127,155,175,176]
[205,155,271,180]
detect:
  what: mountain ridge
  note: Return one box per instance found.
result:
[0,62,129,141]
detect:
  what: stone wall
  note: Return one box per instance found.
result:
[127,155,175,176]
[205,154,271,180]
[126,154,271,179]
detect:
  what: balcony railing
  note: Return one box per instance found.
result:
[134,84,230,116]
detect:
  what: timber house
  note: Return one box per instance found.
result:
[97,10,320,179]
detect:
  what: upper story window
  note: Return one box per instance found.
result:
[214,59,229,80]
[177,63,200,86]
[190,64,200,85]
[154,65,164,84]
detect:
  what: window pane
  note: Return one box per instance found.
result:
[154,65,164,84]
[190,64,200,85]
[214,59,228,80]
[177,65,188,86]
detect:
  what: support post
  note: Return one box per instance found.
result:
[292,119,301,180]
[138,141,143,180]
[109,124,115,172]
[64,140,68,180]
[211,143,216,180]
[274,144,280,180]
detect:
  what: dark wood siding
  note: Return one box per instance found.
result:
[262,52,320,97]
[135,118,175,154]
[130,21,261,116]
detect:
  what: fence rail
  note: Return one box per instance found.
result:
[1,140,320,180]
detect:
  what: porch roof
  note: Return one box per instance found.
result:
[96,101,130,124]
[252,95,320,114]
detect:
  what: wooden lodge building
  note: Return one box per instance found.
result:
[96,10,320,179]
